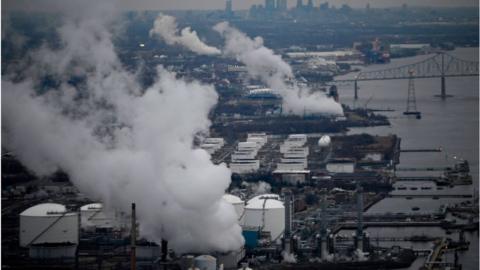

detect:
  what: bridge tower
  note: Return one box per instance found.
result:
[441,53,447,99]
[404,70,421,119]
[354,80,358,100]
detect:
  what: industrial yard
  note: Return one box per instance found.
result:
[1,1,479,270]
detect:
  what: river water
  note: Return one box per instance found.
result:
[335,47,479,269]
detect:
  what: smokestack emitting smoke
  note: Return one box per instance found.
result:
[150,13,221,55]
[2,7,243,253]
[213,22,343,116]
[148,15,342,116]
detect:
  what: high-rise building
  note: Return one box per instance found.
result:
[225,0,233,15]
[265,0,276,11]
[296,0,303,9]
[307,0,314,9]
[319,2,329,10]
[277,0,288,11]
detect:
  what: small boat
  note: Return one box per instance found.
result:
[412,207,420,211]
[433,196,440,200]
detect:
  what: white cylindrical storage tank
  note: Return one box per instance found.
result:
[222,194,245,219]
[248,194,281,202]
[243,198,285,241]
[80,203,113,230]
[318,135,331,148]
[194,255,217,270]
[29,243,77,259]
[180,255,196,270]
[20,203,79,247]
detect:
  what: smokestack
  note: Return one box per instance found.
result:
[284,192,292,238]
[131,203,136,270]
[319,195,328,260]
[161,239,168,262]
[284,192,292,254]
[356,182,364,251]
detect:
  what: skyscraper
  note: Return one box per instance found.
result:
[265,0,276,12]
[307,0,314,9]
[277,0,287,11]
[296,0,303,9]
[225,0,233,15]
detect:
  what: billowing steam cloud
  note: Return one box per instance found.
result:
[150,13,221,55]
[2,10,243,252]
[213,22,343,116]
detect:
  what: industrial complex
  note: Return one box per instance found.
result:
[1,1,479,270]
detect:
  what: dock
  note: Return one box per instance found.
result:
[388,194,472,198]
[401,148,442,153]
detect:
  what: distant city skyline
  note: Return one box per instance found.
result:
[4,0,479,12]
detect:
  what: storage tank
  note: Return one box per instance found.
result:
[194,255,217,270]
[222,194,245,219]
[29,243,77,259]
[80,203,113,230]
[243,197,285,241]
[318,135,331,148]
[247,194,280,203]
[20,203,79,247]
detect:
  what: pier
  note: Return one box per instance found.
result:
[401,148,442,153]
[396,167,448,171]
[388,194,472,198]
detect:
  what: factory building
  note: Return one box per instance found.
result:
[230,134,268,174]
[326,158,356,174]
[276,134,309,178]
[280,157,307,168]
[273,169,310,185]
[229,160,260,174]
[200,137,225,155]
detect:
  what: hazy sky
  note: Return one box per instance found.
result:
[4,0,479,12]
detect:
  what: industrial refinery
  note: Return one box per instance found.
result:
[1,1,479,270]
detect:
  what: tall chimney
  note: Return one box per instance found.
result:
[320,194,328,260]
[131,203,136,270]
[161,239,168,262]
[284,191,292,254]
[356,182,364,251]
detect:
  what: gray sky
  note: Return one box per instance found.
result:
[4,0,479,12]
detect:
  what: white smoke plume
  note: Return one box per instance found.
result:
[354,248,368,261]
[250,181,272,195]
[213,22,343,116]
[2,8,243,253]
[281,250,297,263]
[150,13,221,55]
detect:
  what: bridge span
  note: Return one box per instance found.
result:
[331,52,479,99]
